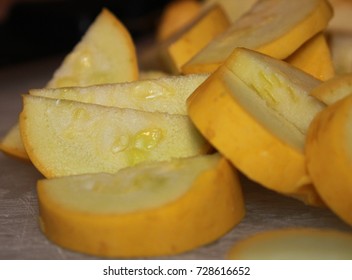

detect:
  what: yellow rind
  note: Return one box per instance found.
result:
[310,73,352,105]
[0,123,29,161]
[157,0,202,42]
[37,156,245,257]
[286,33,335,81]
[166,4,230,73]
[255,0,332,58]
[306,94,352,225]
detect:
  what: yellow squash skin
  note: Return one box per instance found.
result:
[157,0,202,42]
[306,94,352,225]
[182,0,333,74]
[227,228,352,260]
[310,73,352,105]
[286,33,335,81]
[166,4,230,73]
[255,0,333,58]
[187,67,322,206]
[37,157,245,257]
[0,123,30,161]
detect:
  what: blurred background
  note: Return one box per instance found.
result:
[0,0,172,68]
[2,0,351,72]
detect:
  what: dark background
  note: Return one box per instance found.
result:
[0,0,171,68]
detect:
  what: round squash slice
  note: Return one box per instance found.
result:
[187,48,325,206]
[310,73,352,105]
[227,228,352,260]
[37,153,245,257]
[182,0,333,74]
[306,94,352,225]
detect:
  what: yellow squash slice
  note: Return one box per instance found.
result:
[37,153,245,257]
[227,228,352,260]
[164,4,230,73]
[30,74,209,115]
[157,0,202,41]
[310,73,352,105]
[1,8,139,160]
[203,0,257,23]
[20,95,209,178]
[182,0,333,74]
[306,94,352,225]
[187,48,325,205]
[286,32,335,81]
[0,123,28,160]
[47,8,138,87]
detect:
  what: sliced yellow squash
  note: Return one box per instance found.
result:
[47,8,138,87]
[1,8,139,160]
[286,32,335,81]
[182,0,333,74]
[306,94,352,225]
[30,74,209,115]
[0,123,28,160]
[20,95,209,178]
[227,228,352,259]
[37,153,245,257]
[310,73,352,105]
[157,0,202,41]
[187,48,325,205]
[164,4,230,73]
